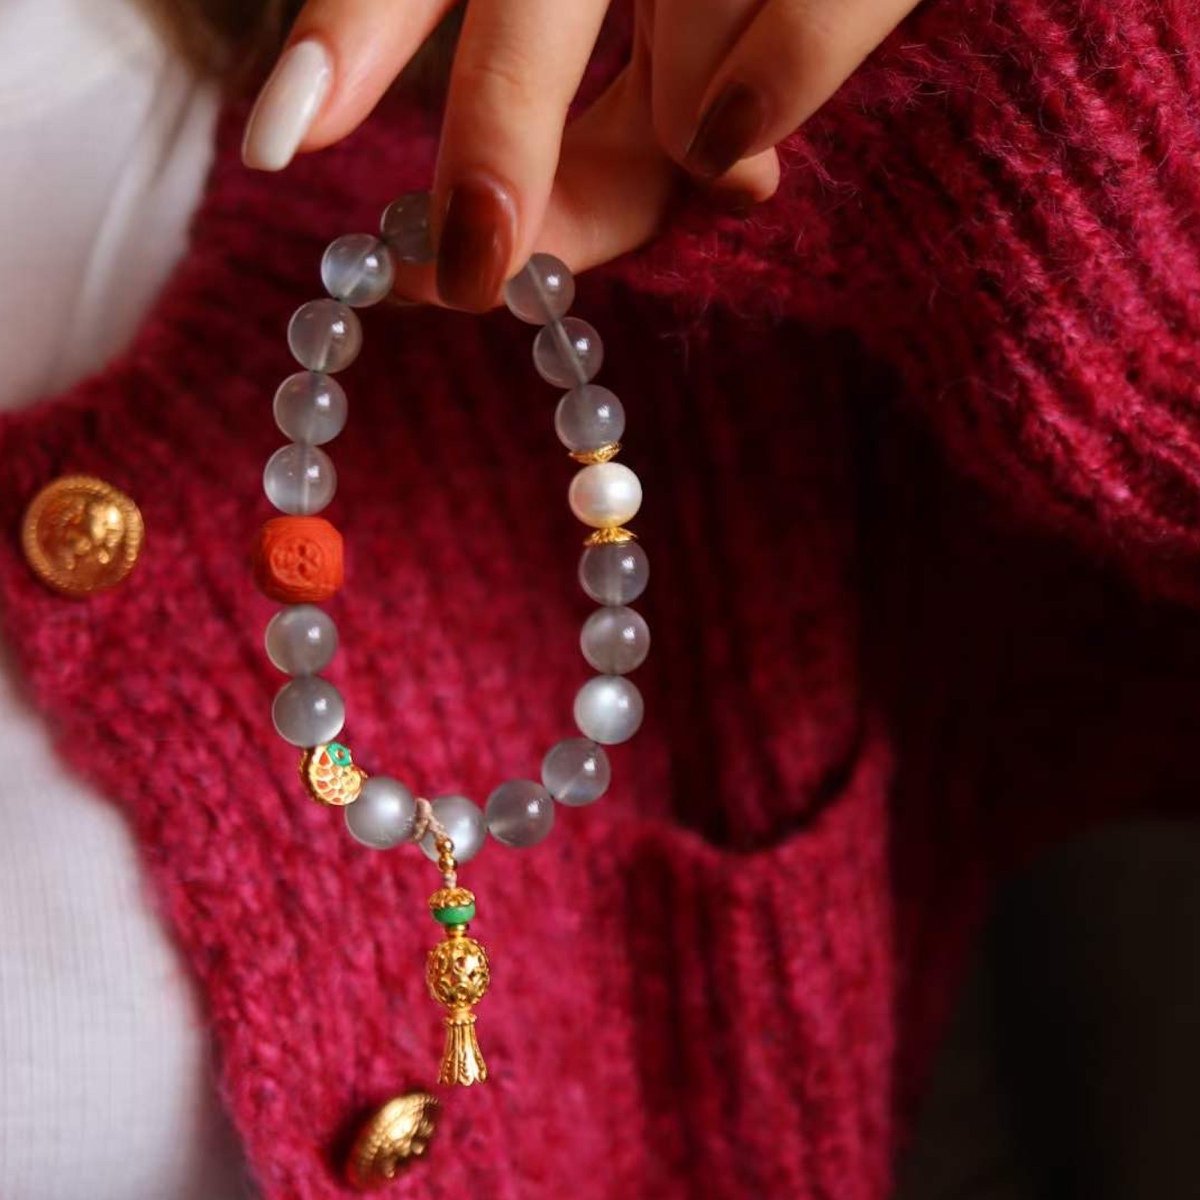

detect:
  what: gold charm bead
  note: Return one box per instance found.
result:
[345,1091,439,1190]
[569,441,621,464]
[427,923,490,1086]
[583,525,637,547]
[299,742,367,807]
[22,475,144,597]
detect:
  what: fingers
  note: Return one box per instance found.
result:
[390,16,781,307]
[242,0,453,171]
[649,0,765,162]
[428,0,610,311]
[389,54,669,305]
[533,63,779,273]
[674,0,921,180]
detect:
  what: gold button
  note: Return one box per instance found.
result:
[21,475,144,597]
[345,1092,439,1190]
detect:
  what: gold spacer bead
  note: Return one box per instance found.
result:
[569,441,621,464]
[429,886,476,912]
[345,1092,439,1190]
[583,526,637,547]
[435,835,457,876]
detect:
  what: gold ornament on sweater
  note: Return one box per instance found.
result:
[345,1091,439,1190]
[426,881,490,1086]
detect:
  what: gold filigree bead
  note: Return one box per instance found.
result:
[427,925,490,1085]
[299,742,367,807]
[583,525,637,546]
[569,441,621,464]
[345,1092,439,1191]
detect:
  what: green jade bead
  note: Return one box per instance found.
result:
[433,903,476,926]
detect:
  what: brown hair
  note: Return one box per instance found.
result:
[138,0,300,82]
[140,0,459,93]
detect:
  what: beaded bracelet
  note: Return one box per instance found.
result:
[252,192,648,1102]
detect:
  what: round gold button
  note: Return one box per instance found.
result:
[345,1092,439,1190]
[21,475,144,597]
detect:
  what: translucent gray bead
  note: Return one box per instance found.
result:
[574,675,644,745]
[287,299,363,373]
[533,318,603,387]
[271,676,345,747]
[380,192,434,264]
[578,541,649,605]
[504,254,576,325]
[265,605,338,675]
[419,794,486,864]
[345,776,417,849]
[555,384,625,453]
[485,779,556,848]
[580,605,650,674]
[263,443,337,515]
[273,372,347,446]
[541,737,610,807]
[321,233,395,307]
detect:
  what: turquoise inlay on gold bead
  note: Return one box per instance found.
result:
[327,742,353,767]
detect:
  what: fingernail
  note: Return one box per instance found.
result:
[684,83,767,180]
[242,40,332,171]
[435,175,516,312]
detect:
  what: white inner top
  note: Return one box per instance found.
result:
[0,1,251,1196]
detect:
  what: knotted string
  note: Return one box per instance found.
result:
[412,796,457,888]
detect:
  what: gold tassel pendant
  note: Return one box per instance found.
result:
[426,885,490,1086]
[438,1007,487,1087]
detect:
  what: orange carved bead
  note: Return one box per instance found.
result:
[254,516,344,603]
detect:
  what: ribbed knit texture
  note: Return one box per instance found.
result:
[1,1,1199,1195]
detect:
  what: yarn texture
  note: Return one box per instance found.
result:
[2,0,1200,1195]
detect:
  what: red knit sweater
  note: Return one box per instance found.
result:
[3,1,1199,1195]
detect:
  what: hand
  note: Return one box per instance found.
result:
[242,0,921,311]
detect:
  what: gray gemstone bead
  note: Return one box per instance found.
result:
[533,318,603,387]
[287,299,363,373]
[419,794,486,864]
[503,254,576,325]
[380,192,434,264]
[485,779,555,848]
[555,384,625,453]
[263,443,337,515]
[580,605,650,674]
[265,605,338,675]
[345,776,417,849]
[541,737,610,807]
[271,676,345,747]
[578,541,649,605]
[321,233,395,307]
[573,675,644,745]
[273,372,347,446]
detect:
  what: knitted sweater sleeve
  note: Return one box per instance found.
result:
[612,0,1200,601]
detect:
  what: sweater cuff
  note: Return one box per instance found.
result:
[609,0,1200,601]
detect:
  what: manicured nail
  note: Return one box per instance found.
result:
[684,83,768,180]
[435,175,516,312]
[242,40,332,171]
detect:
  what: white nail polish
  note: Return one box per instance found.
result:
[242,40,332,172]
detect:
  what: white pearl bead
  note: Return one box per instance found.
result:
[568,462,642,529]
